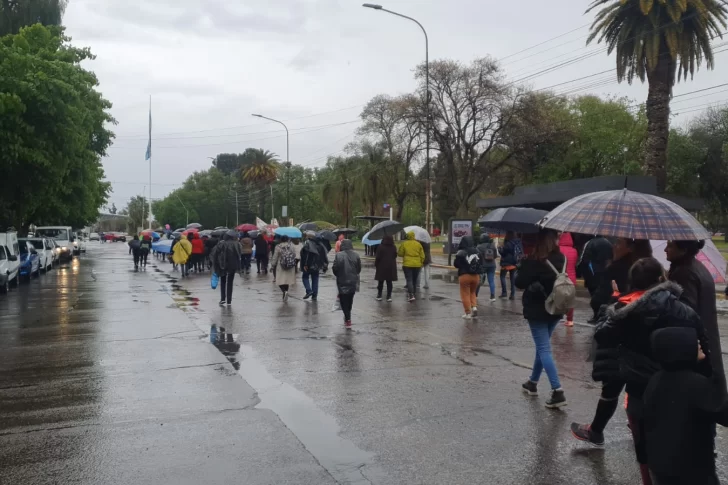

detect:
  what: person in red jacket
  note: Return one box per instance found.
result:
[559,232,578,326]
[191,234,205,273]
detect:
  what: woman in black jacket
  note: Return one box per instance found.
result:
[374,236,398,302]
[254,234,269,274]
[514,229,567,409]
[667,240,726,398]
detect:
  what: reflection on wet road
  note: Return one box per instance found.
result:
[1,243,726,484]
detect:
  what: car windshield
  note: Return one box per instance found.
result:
[36,228,69,240]
[0,247,6,260]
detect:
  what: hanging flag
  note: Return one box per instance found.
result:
[145,99,152,161]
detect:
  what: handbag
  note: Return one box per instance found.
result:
[211,272,219,290]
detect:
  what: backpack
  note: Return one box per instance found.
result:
[279,244,297,270]
[545,258,576,315]
[483,243,496,262]
[465,251,481,274]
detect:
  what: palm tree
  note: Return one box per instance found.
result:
[586,0,728,192]
[240,148,281,218]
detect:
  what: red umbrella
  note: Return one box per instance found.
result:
[181,228,200,238]
[236,223,257,232]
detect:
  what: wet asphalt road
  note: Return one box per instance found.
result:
[1,243,726,485]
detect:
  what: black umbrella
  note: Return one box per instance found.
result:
[299,222,318,232]
[478,207,548,234]
[214,226,227,230]
[368,220,406,240]
[211,228,228,238]
[174,227,186,233]
[199,229,213,237]
[186,223,203,229]
[247,230,260,239]
[319,238,332,253]
[333,227,357,236]
[317,230,337,242]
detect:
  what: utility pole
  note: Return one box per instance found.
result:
[252,114,290,216]
[235,190,239,227]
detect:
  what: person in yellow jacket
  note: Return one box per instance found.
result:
[397,231,425,302]
[172,234,193,278]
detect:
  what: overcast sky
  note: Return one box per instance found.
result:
[62,0,728,211]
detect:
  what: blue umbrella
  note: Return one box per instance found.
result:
[275,226,302,238]
[362,231,382,246]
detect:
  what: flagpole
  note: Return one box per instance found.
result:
[147,96,152,230]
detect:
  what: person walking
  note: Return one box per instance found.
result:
[190,234,204,272]
[335,233,345,253]
[170,235,180,271]
[138,235,151,268]
[240,232,253,274]
[515,229,568,409]
[667,240,727,398]
[292,237,302,274]
[558,233,578,327]
[211,231,242,305]
[418,240,432,290]
[333,239,361,328]
[498,231,523,300]
[643,327,727,485]
[586,257,710,485]
[172,234,193,277]
[454,236,482,319]
[128,235,141,270]
[204,234,219,271]
[374,236,397,302]
[398,231,425,302]
[476,233,498,302]
[270,235,297,301]
[300,233,328,301]
[254,233,269,274]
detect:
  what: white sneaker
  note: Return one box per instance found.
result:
[462,313,472,319]
[471,306,478,316]
[490,297,496,302]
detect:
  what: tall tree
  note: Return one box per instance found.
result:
[321,156,357,227]
[121,196,148,233]
[586,0,728,191]
[0,0,68,36]
[213,153,245,176]
[239,148,280,218]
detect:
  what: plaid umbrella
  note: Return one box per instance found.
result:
[540,189,710,241]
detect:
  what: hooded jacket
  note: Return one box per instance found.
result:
[172,237,192,265]
[558,233,578,283]
[253,235,269,257]
[300,237,328,273]
[499,237,523,267]
[191,237,204,255]
[453,236,481,276]
[644,327,728,485]
[594,281,710,398]
[374,236,398,281]
[476,234,497,271]
[514,250,566,321]
[397,232,425,268]
[211,236,241,274]
[669,255,726,397]
[333,239,361,294]
[240,236,253,255]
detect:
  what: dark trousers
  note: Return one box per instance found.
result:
[256,255,269,273]
[132,251,140,267]
[241,254,252,271]
[220,272,235,303]
[403,267,420,295]
[339,293,355,321]
[590,380,625,433]
[140,250,149,266]
[377,280,393,298]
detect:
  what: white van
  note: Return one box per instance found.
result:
[0,231,20,293]
[35,226,75,260]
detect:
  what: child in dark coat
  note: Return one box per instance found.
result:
[644,327,728,485]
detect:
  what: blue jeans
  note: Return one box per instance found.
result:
[302,270,319,296]
[528,319,561,390]
[500,268,517,296]
[476,268,496,297]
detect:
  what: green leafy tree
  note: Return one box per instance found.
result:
[0,0,67,36]
[213,153,246,176]
[240,148,281,218]
[0,24,114,231]
[321,156,357,227]
[121,196,148,233]
[586,0,728,191]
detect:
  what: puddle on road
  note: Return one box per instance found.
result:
[235,344,386,485]
[430,273,459,284]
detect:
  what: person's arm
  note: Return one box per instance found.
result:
[332,254,340,276]
[692,376,728,426]
[270,246,280,267]
[355,254,362,275]
[514,260,532,289]
[374,248,382,265]
[397,244,404,258]
[418,244,425,266]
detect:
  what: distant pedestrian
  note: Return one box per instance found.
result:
[292,237,302,274]
[173,234,193,277]
[204,234,219,270]
[300,233,328,301]
[254,233,269,274]
[335,233,345,253]
[270,235,297,301]
[397,231,425,302]
[454,236,481,319]
[139,235,151,268]
[667,240,727,398]
[515,229,567,409]
[558,232,578,327]
[170,236,180,270]
[211,231,242,305]
[190,234,204,272]
[498,231,523,300]
[332,239,361,328]
[240,232,253,274]
[374,236,397,302]
[644,327,726,485]
[476,233,498,302]
[128,235,141,270]
[417,239,432,290]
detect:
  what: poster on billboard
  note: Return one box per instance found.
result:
[449,219,473,253]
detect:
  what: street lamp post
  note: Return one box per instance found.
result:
[252,114,290,221]
[363,3,432,234]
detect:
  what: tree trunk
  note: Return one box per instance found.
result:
[644,42,675,193]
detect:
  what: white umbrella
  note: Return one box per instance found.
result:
[404,226,431,244]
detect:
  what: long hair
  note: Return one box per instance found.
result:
[529,230,559,261]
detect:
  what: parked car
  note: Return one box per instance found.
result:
[35,226,74,261]
[0,231,20,293]
[89,232,100,241]
[23,238,54,272]
[18,240,41,280]
[73,232,87,253]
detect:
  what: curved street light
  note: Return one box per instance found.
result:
[252,114,290,220]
